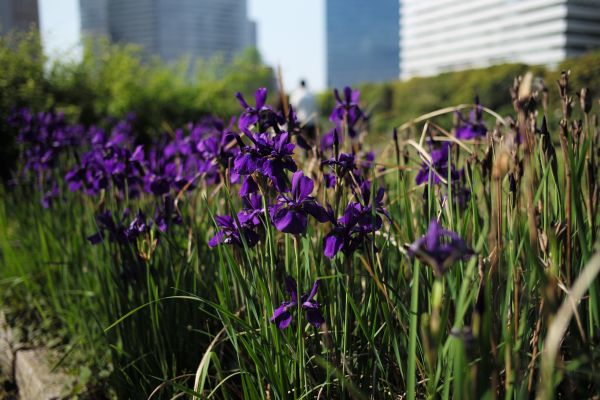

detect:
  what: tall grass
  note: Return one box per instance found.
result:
[0,70,598,399]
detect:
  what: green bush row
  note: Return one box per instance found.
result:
[317,50,600,135]
[0,32,274,178]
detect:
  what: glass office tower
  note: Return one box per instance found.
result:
[326,0,400,88]
[0,0,39,35]
[80,0,256,63]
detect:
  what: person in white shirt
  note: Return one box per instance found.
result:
[289,79,317,145]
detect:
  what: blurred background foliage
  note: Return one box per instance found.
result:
[0,31,275,179]
[319,51,600,137]
[2,30,600,179]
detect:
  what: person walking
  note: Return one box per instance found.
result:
[289,79,318,146]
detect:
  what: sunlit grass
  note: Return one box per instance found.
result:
[0,71,598,400]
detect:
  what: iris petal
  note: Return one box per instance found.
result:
[272,208,307,235]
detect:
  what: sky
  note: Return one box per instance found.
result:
[37,0,326,90]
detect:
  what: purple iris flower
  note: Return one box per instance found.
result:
[87,211,127,245]
[145,175,171,196]
[323,181,388,259]
[456,97,487,140]
[359,151,375,170]
[154,196,182,233]
[330,87,363,125]
[320,128,341,152]
[408,219,474,277]
[270,277,325,329]
[323,173,336,188]
[270,171,330,235]
[208,215,259,248]
[237,194,266,226]
[354,180,390,230]
[239,176,258,196]
[195,130,240,185]
[329,87,367,139]
[124,210,150,240]
[415,142,461,186]
[233,131,297,192]
[323,203,366,259]
[321,152,356,180]
[236,88,282,131]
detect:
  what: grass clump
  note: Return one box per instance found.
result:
[0,64,598,399]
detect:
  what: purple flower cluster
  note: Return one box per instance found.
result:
[10,108,83,176]
[10,109,241,243]
[9,108,85,207]
[209,89,332,244]
[61,116,240,201]
[86,196,183,246]
[65,123,145,197]
[143,118,240,196]
[416,100,483,204]
[10,86,388,334]
[209,88,388,261]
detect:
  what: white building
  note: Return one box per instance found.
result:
[400,0,600,79]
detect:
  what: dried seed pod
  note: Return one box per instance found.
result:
[492,150,511,179]
[580,87,592,114]
[558,70,570,99]
[558,70,573,118]
[541,82,549,113]
[518,72,534,103]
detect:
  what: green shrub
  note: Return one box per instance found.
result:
[0,31,47,179]
[0,33,275,178]
[316,50,600,137]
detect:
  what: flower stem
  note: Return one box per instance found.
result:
[293,235,304,398]
[407,260,420,400]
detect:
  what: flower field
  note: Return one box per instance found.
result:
[1,69,599,399]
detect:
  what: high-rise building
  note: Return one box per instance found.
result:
[400,0,600,79]
[326,0,400,88]
[0,0,39,36]
[79,0,256,63]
